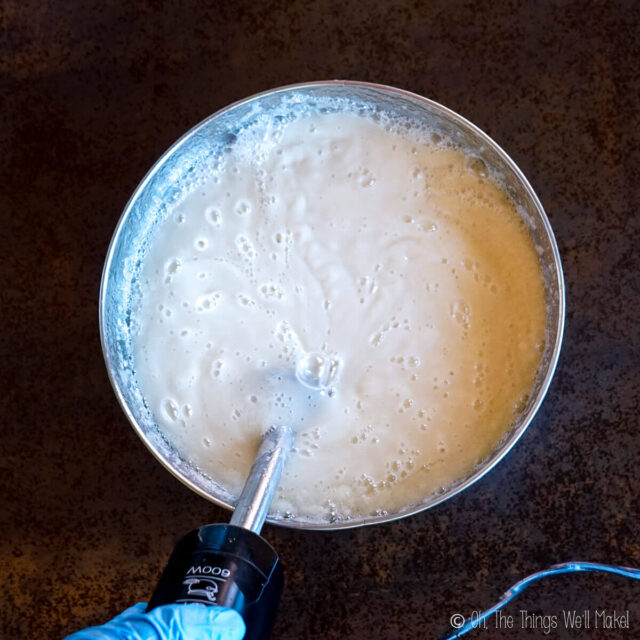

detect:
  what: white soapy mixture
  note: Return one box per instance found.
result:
[132,112,546,522]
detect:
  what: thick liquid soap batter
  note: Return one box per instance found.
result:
[132,111,547,522]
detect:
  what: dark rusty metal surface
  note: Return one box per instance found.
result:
[1,1,639,638]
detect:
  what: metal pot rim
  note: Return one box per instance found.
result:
[99,80,565,531]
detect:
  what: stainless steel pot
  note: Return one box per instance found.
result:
[99,81,565,530]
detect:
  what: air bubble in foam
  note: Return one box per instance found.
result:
[449,300,472,330]
[370,332,384,346]
[162,399,179,421]
[235,200,252,216]
[196,291,221,311]
[468,156,488,178]
[205,206,222,226]
[237,293,256,308]
[211,359,224,378]
[258,282,285,301]
[357,168,376,188]
[166,258,181,275]
[235,234,256,260]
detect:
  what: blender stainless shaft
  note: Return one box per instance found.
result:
[148,424,293,639]
[229,425,294,534]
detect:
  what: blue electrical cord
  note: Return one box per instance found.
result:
[440,561,640,639]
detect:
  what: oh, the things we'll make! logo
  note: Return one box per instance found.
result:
[448,608,631,635]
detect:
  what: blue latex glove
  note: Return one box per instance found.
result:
[65,603,246,640]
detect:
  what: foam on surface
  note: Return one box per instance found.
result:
[129,109,547,523]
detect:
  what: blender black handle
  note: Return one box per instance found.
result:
[147,524,284,640]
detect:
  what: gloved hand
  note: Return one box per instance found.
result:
[64,603,246,640]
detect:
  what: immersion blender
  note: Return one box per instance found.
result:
[147,352,340,640]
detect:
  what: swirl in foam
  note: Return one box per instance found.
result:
[132,111,546,522]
